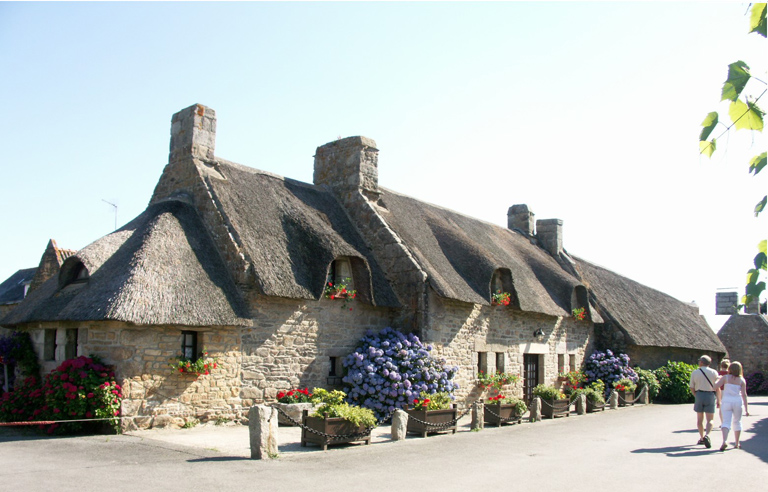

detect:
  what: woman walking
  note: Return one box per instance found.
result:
[715,361,750,450]
[717,359,730,428]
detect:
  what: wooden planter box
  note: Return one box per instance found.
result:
[618,390,635,407]
[586,399,606,413]
[274,402,315,426]
[405,405,458,437]
[300,410,371,451]
[484,403,523,426]
[541,398,571,418]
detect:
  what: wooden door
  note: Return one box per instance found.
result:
[523,354,540,403]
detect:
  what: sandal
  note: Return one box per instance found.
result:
[720,443,727,451]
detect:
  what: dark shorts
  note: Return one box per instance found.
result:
[694,391,716,413]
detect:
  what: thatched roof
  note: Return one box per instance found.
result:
[206,159,400,307]
[0,268,37,306]
[377,189,583,317]
[574,257,725,353]
[1,200,248,327]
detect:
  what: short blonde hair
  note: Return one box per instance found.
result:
[728,361,743,377]
[719,359,731,371]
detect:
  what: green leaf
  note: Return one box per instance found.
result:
[720,61,751,102]
[755,252,767,271]
[746,268,760,285]
[745,280,766,299]
[755,195,767,217]
[699,139,716,157]
[759,239,767,257]
[729,99,764,131]
[699,112,718,141]
[749,152,767,175]
[750,3,767,37]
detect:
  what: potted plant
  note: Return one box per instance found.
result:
[584,380,606,413]
[613,379,637,407]
[300,388,377,451]
[532,384,570,418]
[168,349,217,377]
[572,307,587,321]
[274,387,315,426]
[324,278,357,310]
[477,370,519,394]
[483,394,528,426]
[491,290,512,306]
[558,370,587,396]
[406,392,458,437]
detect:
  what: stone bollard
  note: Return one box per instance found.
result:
[249,405,278,460]
[575,394,586,415]
[471,400,484,431]
[392,409,409,441]
[640,385,649,405]
[530,397,541,422]
[609,391,619,409]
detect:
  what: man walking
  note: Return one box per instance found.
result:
[689,355,720,448]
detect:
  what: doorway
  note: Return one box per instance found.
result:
[523,354,540,403]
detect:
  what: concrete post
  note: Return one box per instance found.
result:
[640,385,649,405]
[249,405,278,460]
[391,409,409,441]
[530,397,542,422]
[609,391,619,409]
[471,400,484,430]
[575,394,586,415]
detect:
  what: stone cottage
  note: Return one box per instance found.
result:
[0,104,722,428]
[718,311,768,374]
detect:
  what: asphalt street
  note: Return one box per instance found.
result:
[1,396,766,492]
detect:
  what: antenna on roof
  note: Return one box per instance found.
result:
[102,199,117,231]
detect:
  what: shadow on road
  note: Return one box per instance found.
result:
[630,444,714,457]
[187,456,252,463]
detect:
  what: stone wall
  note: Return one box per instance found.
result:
[21,294,395,430]
[239,295,395,404]
[423,291,594,407]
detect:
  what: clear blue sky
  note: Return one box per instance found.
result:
[1,2,766,331]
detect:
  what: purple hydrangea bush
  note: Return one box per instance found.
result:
[343,327,459,420]
[584,350,638,395]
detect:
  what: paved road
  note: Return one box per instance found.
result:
[1,397,766,492]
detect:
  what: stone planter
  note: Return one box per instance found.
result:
[274,402,315,426]
[483,403,523,426]
[300,410,371,451]
[541,398,571,418]
[586,399,606,413]
[406,405,458,437]
[618,390,635,407]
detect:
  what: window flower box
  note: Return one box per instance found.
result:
[300,410,371,450]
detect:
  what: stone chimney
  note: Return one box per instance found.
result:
[715,291,739,315]
[169,104,216,162]
[508,204,535,236]
[536,218,563,256]
[29,239,74,293]
[314,136,379,200]
[745,294,760,315]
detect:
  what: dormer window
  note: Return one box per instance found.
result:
[327,258,354,290]
[490,268,518,308]
[60,259,89,289]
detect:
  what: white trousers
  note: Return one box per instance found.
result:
[721,400,742,431]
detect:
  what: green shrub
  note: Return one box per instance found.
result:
[532,384,566,400]
[310,388,377,428]
[634,368,660,401]
[412,391,453,411]
[654,361,696,404]
[613,378,637,393]
[582,387,605,404]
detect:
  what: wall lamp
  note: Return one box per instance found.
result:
[533,328,545,338]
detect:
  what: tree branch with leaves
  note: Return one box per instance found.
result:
[699,3,767,308]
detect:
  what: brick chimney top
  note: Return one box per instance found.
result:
[536,218,563,256]
[508,204,535,236]
[314,136,379,198]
